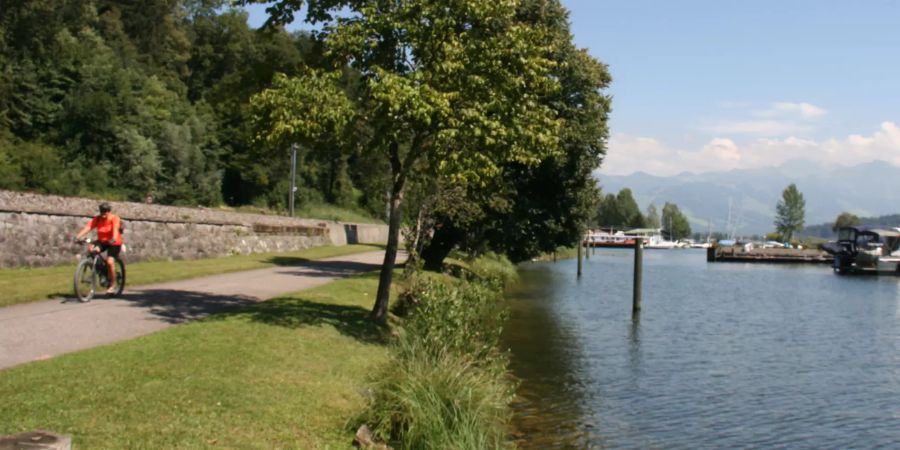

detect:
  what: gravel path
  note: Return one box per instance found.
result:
[0,250,400,371]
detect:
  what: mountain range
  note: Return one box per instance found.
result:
[595,160,900,236]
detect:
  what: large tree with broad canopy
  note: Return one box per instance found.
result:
[245,0,563,322]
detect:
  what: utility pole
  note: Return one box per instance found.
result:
[289,144,298,217]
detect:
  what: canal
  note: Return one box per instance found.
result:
[503,248,900,449]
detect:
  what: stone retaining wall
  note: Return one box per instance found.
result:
[0,190,389,268]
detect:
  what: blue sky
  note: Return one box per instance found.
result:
[244,1,900,176]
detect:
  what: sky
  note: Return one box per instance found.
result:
[244,1,900,176]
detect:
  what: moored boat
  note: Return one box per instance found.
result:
[821,227,900,275]
[583,229,639,248]
[624,228,678,249]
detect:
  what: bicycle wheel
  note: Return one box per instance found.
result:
[73,258,96,302]
[112,258,126,296]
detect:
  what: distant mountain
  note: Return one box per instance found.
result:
[595,160,900,236]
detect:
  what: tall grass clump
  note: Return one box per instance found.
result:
[466,252,518,289]
[358,255,518,449]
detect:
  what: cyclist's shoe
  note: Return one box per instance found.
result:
[105,286,117,295]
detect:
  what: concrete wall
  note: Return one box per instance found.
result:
[0,190,389,268]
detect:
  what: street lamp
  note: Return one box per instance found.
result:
[289,143,298,217]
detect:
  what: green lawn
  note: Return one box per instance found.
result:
[0,244,384,308]
[217,202,384,225]
[0,273,392,449]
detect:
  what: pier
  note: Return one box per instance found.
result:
[707,245,833,264]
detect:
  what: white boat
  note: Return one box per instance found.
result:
[624,228,678,249]
[583,229,639,248]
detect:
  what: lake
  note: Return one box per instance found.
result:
[502,248,900,449]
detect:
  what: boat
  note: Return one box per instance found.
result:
[821,227,900,275]
[583,229,639,248]
[624,228,678,249]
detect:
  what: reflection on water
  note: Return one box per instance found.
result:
[502,250,900,449]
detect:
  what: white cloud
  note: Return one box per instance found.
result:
[702,120,811,136]
[601,121,900,176]
[700,101,827,137]
[771,102,828,118]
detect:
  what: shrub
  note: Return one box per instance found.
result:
[359,253,519,449]
[359,345,515,450]
[397,275,507,364]
[467,252,518,288]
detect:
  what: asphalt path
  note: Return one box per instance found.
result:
[0,250,401,371]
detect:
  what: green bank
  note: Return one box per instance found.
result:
[0,254,520,449]
[0,273,392,449]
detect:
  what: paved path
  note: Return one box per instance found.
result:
[0,251,401,371]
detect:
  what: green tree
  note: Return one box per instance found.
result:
[832,211,861,233]
[419,0,612,266]
[249,0,563,322]
[597,188,643,229]
[646,204,661,228]
[661,202,691,240]
[774,183,805,242]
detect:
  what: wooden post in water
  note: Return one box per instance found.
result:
[584,238,590,260]
[633,238,643,314]
[577,238,583,277]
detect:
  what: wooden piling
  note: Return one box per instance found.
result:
[577,239,583,277]
[633,238,643,314]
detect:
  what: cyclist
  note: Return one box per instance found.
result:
[75,202,124,294]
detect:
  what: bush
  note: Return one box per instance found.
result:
[359,252,520,448]
[395,275,507,364]
[467,252,518,288]
[359,344,515,450]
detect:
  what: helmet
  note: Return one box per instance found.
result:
[99,202,112,213]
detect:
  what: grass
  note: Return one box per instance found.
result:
[0,273,393,449]
[217,202,384,225]
[361,345,514,450]
[531,246,578,262]
[0,244,385,308]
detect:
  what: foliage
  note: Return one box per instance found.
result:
[250,71,353,150]
[360,253,517,448]
[645,204,661,228]
[832,212,861,232]
[0,1,378,217]
[661,201,692,240]
[802,213,900,238]
[394,275,507,363]
[775,183,805,242]
[247,0,567,321]
[466,252,519,289]
[416,0,612,268]
[359,344,514,450]
[596,188,645,229]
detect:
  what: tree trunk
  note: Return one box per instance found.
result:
[371,188,403,323]
[421,221,464,272]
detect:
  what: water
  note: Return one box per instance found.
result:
[502,249,900,449]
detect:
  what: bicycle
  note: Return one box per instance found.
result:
[73,238,126,302]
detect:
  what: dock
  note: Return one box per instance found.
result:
[707,245,833,264]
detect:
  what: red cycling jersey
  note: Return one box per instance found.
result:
[87,214,123,246]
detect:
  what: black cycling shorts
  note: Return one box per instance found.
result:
[97,242,122,259]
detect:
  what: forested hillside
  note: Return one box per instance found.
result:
[0,0,372,211]
[1,0,612,283]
